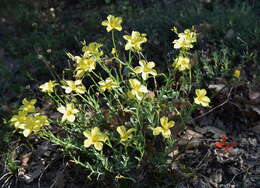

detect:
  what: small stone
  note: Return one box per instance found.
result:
[211,169,223,183]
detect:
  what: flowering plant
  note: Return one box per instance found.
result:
[9,15,214,181]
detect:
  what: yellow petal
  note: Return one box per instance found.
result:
[160,116,168,127]
[127,128,136,134]
[134,66,143,74]
[65,87,72,94]
[152,127,163,135]
[101,20,108,26]
[67,115,75,122]
[147,61,155,68]
[83,130,91,138]
[94,142,103,151]
[23,129,32,137]
[194,97,200,105]
[141,73,148,80]
[84,139,92,148]
[57,106,66,114]
[91,127,100,136]
[117,126,127,137]
[75,80,82,85]
[98,134,108,142]
[139,85,148,93]
[162,129,171,138]
[139,60,146,67]
[166,120,175,129]
[196,89,206,97]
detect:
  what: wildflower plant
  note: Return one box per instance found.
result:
[9,15,214,181]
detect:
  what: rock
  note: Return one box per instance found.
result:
[178,129,204,149]
[248,138,257,147]
[210,168,223,184]
[185,129,203,139]
[249,87,260,104]
[195,126,225,138]
[208,84,226,92]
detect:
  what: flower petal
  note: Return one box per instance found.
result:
[152,127,163,135]
[162,129,171,138]
[94,142,103,151]
[117,126,126,137]
[134,66,143,74]
[84,139,92,148]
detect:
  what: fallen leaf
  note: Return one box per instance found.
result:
[20,152,32,168]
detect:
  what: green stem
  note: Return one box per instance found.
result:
[189,68,192,93]
[77,93,89,103]
[128,50,132,66]
[111,30,118,58]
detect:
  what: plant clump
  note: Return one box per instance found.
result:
[9,15,214,181]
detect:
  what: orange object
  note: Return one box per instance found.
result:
[215,135,236,152]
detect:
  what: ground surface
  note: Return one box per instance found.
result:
[1,0,260,187]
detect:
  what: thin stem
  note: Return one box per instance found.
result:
[189,68,192,93]
[128,50,132,66]
[111,31,118,58]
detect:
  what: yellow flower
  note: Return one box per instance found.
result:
[134,60,157,80]
[116,126,136,142]
[174,56,190,71]
[111,48,117,55]
[127,90,135,99]
[123,31,147,51]
[21,116,39,137]
[194,89,210,107]
[10,111,28,129]
[34,114,50,126]
[75,57,96,78]
[19,98,37,113]
[183,29,197,43]
[62,80,86,94]
[22,114,49,137]
[101,15,123,32]
[83,127,108,151]
[173,29,197,49]
[82,42,103,58]
[233,70,240,78]
[152,116,175,138]
[98,77,119,92]
[129,79,148,100]
[39,80,57,93]
[57,103,79,122]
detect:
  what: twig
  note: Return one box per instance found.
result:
[193,87,233,121]
[38,163,51,188]
[196,150,210,169]
[228,167,250,185]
